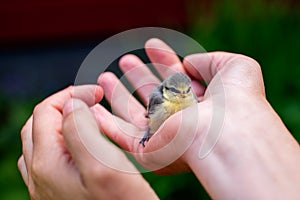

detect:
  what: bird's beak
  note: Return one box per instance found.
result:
[179,94,188,98]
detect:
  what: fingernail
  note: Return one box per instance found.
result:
[91,105,104,123]
[145,38,163,48]
[63,99,86,117]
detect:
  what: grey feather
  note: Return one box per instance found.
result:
[147,85,164,116]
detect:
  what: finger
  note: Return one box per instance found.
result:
[62,99,139,174]
[191,80,206,99]
[18,155,28,186]
[20,116,33,174]
[183,52,265,94]
[43,85,103,114]
[145,38,186,79]
[92,104,143,153]
[98,72,147,128]
[32,85,103,161]
[183,52,220,83]
[119,54,161,105]
[145,38,205,98]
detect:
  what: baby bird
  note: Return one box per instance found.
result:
[140,72,198,147]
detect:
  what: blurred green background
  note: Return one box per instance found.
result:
[0,0,299,199]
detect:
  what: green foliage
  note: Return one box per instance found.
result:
[0,97,33,200]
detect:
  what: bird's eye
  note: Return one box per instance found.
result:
[165,86,180,94]
[185,87,191,94]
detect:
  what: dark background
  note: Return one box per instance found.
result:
[0,0,299,199]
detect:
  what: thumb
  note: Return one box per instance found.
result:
[183,52,265,95]
[62,99,102,169]
[62,98,138,173]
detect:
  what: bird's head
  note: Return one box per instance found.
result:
[162,73,194,101]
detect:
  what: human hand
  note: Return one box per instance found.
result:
[96,38,206,174]
[95,37,219,174]
[96,38,300,199]
[18,86,158,200]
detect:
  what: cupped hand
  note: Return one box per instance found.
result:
[18,85,158,200]
[95,38,216,174]
[96,38,300,199]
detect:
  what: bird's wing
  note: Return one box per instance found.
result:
[147,85,164,117]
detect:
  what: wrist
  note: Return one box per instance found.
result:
[184,97,300,199]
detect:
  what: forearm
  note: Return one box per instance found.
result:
[186,102,300,199]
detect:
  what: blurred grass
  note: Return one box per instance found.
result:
[0,0,299,199]
[0,97,33,200]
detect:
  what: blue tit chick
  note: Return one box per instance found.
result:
[140,72,198,147]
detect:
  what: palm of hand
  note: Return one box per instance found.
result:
[94,38,265,174]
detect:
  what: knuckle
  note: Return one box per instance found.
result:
[20,119,32,141]
[20,125,26,134]
[17,157,24,171]
[234,55,262,73]
[228,55,264,91]
[20,126,28,141]
[67,85,75,91]
[32,103,43,117]
[66,85,75,96]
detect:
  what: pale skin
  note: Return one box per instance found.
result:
[17,85,158,200]
[18,38,300,199]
